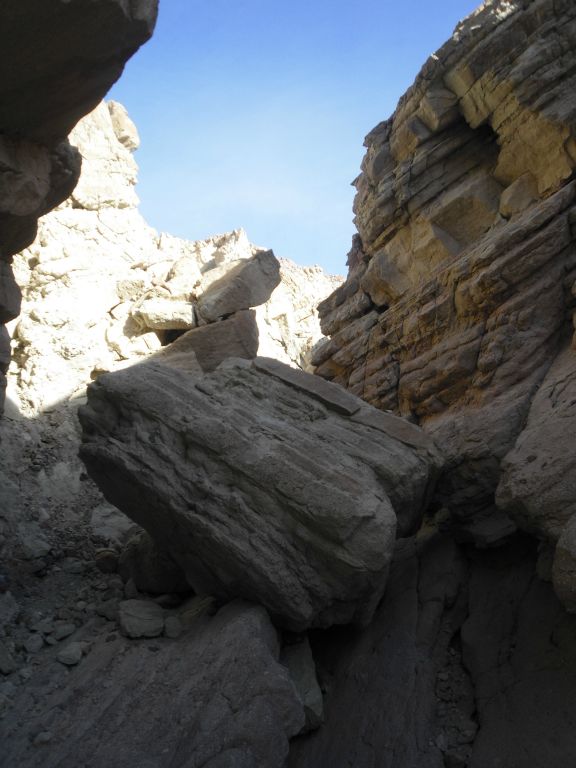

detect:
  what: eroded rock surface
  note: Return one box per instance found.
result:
[8,101,341,416]
[289,535,576,768]
[313,0,576,545]
[79,356,441,631]
[0,1,158,410]
[0,601,304,768]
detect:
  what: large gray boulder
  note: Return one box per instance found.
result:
[0,601,304,768]
[79,356,441,631]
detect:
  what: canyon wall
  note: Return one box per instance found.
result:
[0,0,159,412]
[314,0,576,565]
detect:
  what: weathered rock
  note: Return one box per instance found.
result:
[56,642,84,667]
[314,0,576,533]
[0,1,158,145]
[497,347,576,541]
[196,249,281,322]
[289,534,469,768]
[89,502,136,547]
[0,1,158,413]
[461,538,576,768]
[552,516,576,612]
[281,638,324,733]
[118,531,190,595]
[118,599,164,639]
[9,101,340,418]
[79,356,441,631]
[290,535,576,768]
[160,309,260,372]
[0,602,304,768]
[0,641,16,675]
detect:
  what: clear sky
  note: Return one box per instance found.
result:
[109,0,480,275]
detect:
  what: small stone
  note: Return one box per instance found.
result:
[56,642,84,666]
[179,596,217,629]
[118,600,164,639]
[281,637,324,733]
[0,592,19,627]
[28,617,54,634]
[53,623,76,641]
[0,641,17,675]
[95,548,119,574]
[164,616,182,639]
[24,634,44,654]
[123,578,139,600]
[96,600,119,622]
[154,594,183,608]
[33,731,53,746]
[61,558,84,574]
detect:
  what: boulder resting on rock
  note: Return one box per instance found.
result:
[79,355,442,631]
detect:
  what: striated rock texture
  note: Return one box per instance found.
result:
[79,355,441,631]
[0,601,304,768]
[0,0,158,410]
[313,0,576,548]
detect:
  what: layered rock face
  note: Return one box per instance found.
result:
[314,0,576,556]
[79,355,441,631]
[0,0,158,410]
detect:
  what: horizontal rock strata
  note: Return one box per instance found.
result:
[79,355,442,631]
[313,0,576,546]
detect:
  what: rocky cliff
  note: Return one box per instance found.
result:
[314,0,576,567]
[7,100,341,417]
[0,0,159,412]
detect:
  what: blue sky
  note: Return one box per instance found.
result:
[110,0,480,274]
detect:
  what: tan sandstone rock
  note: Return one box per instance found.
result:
[314,0,576,541]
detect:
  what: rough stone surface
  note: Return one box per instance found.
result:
[118,531,190,595]
[8,101,341,417]
[289,535,576,768]
[79,357,441,631]
[281,638,324,733]
[314,0,576,540]
[196,248,281,322]
[118,599,164,639]
[0,1,158,144]
[167,309,260,372]
[0,602,304,768]
[497,346,576,541]
[552,516,576,613]
[0,1,158,412]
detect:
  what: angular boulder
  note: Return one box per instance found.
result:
[159,309,259,372]
[196,249,281,322]
[79,356,441,631]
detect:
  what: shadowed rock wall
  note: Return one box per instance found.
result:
[0,0,158,410]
